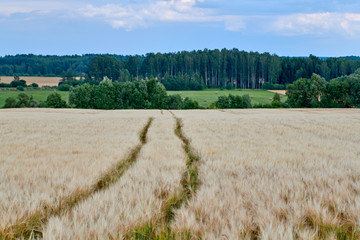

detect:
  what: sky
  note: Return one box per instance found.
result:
[1,0,360,57]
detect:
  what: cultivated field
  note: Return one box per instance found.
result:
[44,111,186,239]
[172,109,360,239]
[0,76,61,87]
[0,108,359,239]
[268,90,287,95]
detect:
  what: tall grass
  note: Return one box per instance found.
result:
[43,112,186,239]
[171,109,360,239]
[0,109,153,238]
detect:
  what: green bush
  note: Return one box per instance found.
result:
[58,84,71,91]
[215,95,230,108]
[30,83,39,88]
[287,72,360,108]
[69,83,95,108]
[69,79,203,110]
[273,93,281,102]
[226,82,234,90]
[16,86,24,91]
[0,83,11,88]
[271,100,282,108]
[242,94,252,108]
[286,74,327,108]
[215,94,252,109]
[37,101,48,108]
[17,93,30,107]
[3,93,41,108]
[11,80,27,88]
[46,92,67,108]
[270,93,283,108]
[183,97,200,109]
[4,97,17,108]
[167,94,183,109]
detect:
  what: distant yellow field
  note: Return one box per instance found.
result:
[268,90,287,95]
[0,76,61,86]
[1,109,360,239]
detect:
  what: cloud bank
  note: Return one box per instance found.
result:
[80,0,245,31]
[1,0,360,37]
[272,12,360,36]
[0,1,75,16]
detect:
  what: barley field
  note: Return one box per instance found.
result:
[268,90,286,95]
[0,76,62,87]
[0,108,359,239]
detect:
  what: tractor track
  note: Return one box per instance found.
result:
[1,117,153,240]
[126,112,201,239]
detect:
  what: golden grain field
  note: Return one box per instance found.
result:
[44,111,186,239]
[0,109,153,230]
[172,109,360,239]
[268,90,286,95]
[0,108,359,239]
[0,76,62,87]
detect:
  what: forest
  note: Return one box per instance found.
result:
[1,50,360,90]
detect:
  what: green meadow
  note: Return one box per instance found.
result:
[0,90,69,107]
[0,89,286,108]
[168,89,287,108]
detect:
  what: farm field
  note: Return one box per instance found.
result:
[268,90,287,95]
[0,89,283,108]
[172,109,360,239]
[0,90,69,107]
[0,108,360,239]
[168,89,287,108]
[44,111,186,239]
[0,76,61,87]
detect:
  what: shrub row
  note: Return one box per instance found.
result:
[286,71,360,108]
[215,94,252,109]
[4,92,67,108]
[69,79,200,110]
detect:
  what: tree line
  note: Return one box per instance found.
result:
[4,70,360,109]
[69,79,201,110]
[1,51,360,90]
[286,70,360,108]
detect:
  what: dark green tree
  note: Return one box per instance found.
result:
[4,97,17,108]
[89,55,122,82]
[167,94,183,109]
[146,79,168,109]
[286,74,327,107]
[271,93,282,108]
[183,97,200,109]
[17,93,30,107]
[322,79,351,107]
[11,79,27,88]
[93,78,116,109]
[229,94,243,108]
[242,94,252,108]
[46,92,67,108]
[69,83,95,108]
[216,95,230,108]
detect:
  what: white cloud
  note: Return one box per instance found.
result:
[79,0,245,31]
[0,1,75,16]
[272,12,360,36]
[1,0,360,38]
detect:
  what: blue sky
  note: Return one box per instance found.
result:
[1,0,360,56]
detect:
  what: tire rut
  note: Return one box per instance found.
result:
[1,117,153,240]
[126,112,201,239]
